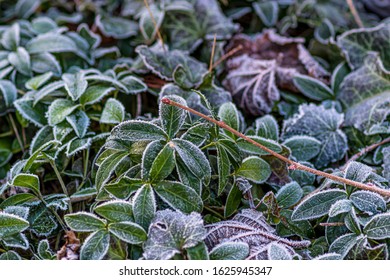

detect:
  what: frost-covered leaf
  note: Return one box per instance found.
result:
[0,251,21,260]
[66,110,90,138]
[329,233,361,259]
[25,72,53,90]
[209,242,249,260]
[237,136,282,156]
[1,23,20,51]
[37,239,55,260]
[337,23,390,70]
[47,99,79,126]
[119,75,147,94]
[0,213,29,238]
[218,102,240,139]
[338,54,390,134]
[100,98,125,124]
[133,184,156,231]
[283,104,348,168]
[143,142,175,183]
[154,180,203,213]
[291,189,347,221]
[64,212,106,232]
[143,209,206,260]
[159,95,187,139]
[2,232,29,250]
[26,33,78,54]
[33,80,65,105]
[313,253,342,260]
[66,137,92,157]
[95,15,138,39]
[283,136,321,162]
[267,242,293,260]
[8,47,32,76]
[216,143,230,195]
[236,156,271,184]
[253,1,279,27]
[364,213,390,240]
[255,115,279,141]
[186,241,209,260]
[383,147,390,181]
[293,74,333,101]
[12,173,40,195]
[31,53,62,76]
[80,230,110,260]
[95,151,128,191]
[328,199,352,217]
[108,221,147,244]
[109,120,167,142]
[0,79,17,108]
[3,206,29,220]
[344,208,361,235]
[62,72,88,101]
[94,201,133,223]
[276,182,303,208]
[14,97,47,127]
[350,190,386,215]
[79,85,115,106]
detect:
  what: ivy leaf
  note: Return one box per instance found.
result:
[293,74,333,101]
[94,200,133,223]
[143,209,206,260]
[283,104,348,168]
[236,156,271,184]
[12,173,40,195]
[209,242,249,260]
[109,121,167,142]
[100,98,125,124]
[80,230,110,260]
[364,213,390,240]
[133,184,156,231]
[64,212,106,232]
[337,23,390,70]
[108,222,147,244]
[0,213,29,238]
[62,72,88,101]
[154,180,203,213]
[276,182,303,208]
[47,99,80,126]
[159,95,187,139]
[283,135,321,162]
[291,189,347,221]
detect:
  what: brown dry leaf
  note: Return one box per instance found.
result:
[57,231,81,260]
[223,29,329,116]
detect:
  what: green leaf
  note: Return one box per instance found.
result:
[26,33,78,54]
[237,136,282,156]
[12,173,40,195]
[218,102,239,139]
[291,189,347,221]
[255,115,279,141]
[31,53,61,76]
[143,142,175,183]
[100,98,125,124]
[108,221,147,244]
[62,72,88,101]
[25,139,60,171]
[110,120,167,142]
[293,74,333,101]
[79,85,115,106]
[329,233,361,259]
[236,156,271,184]
[0,251,21,260]
[253,1,279,27]
[8,47,32,76]
[209,242,249,260]
[172,139,211,182]
[95,151,129,191]
[1,23,20,51]
[0,213,29,238]
[104,177,143,199]
[0,79,17,108]
[328,199,352,217]
[364,213,390,240]
[224,182,241,217]
[0,193,36,208]
[37,239,55,260]
[47,99,80,126]
[64,212,106,232]
[66,137,92,157]
[283,135,321,161]
[80,230,110,260]
[216,143,230,195]
[95,15,138,39]
[66,110,90,138]
[186,242,209,260]
[33,80,65,105]
[276,182,303,208]
[133,184,156,230]
[268,242,292,260]
[14,98,47,127]
[119,75,147,94]
[159,95,187,139]
[181,123,210,146]
[350,190,386,215]
[95,201,133,223]
[154,180,203,213]
[25,72,53,90]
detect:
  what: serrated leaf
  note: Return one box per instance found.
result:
[159,95,187,139]
[283,135,321,161]
[79,85,115,106]
[291,189,347,221]
[47,99,79,126]
[350,190,386,215]
[100,98,125,124]
[108,221,147,244]
[133,184,156,230]
[209,242,249,260]
[64,212,106,232]
[110,120,167,142]
[62,72,88,101]
[364,213,390,240]
[80,230,110,260]
[95,151,128,191]
[293,74,333,101]
[143,209,206,260]
[12,173,40,195]
[276,182,303,208]
[0,213,29,238]
[94,201,133,222]
[236,156,271,184]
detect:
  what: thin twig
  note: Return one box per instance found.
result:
[319,222,345,227]
[346,0,364,28]
[342,137,390,170]
[209,34,217,73]
[143,0,166,52]
[50,161,73,213]
[7,114,24,153]
[212,45,243,69]
[161,98,390,197]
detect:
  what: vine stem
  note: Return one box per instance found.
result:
[346,0,364,28]
[161,98,390,197]
[50,161,73,213]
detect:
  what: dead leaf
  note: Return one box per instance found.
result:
[57,231,81,260]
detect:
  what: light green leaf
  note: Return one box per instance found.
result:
[12,173,40,194]
[100,98,125,124]
[8,47,32,76]
[62,72,88,101]
[25,72,53,90]
[255,115,279,141]
[133,184,156,230]
[237,136,282,156]
[364,213,390,240]
[66,110,90,138]
[26,33,78,54]
[95,151,129,191]
[1,23,20,51]
[119,75,147,94]
[283,135,321,161]
[236,156,271,184]
[159,95,187,139]
[142,141,175,183]
[0,213,29,238]
[217,143,230,195]
[79,85,115,106]
[47,99,80,126]
[94,200,133,222]
[0,79,17,107]
[108,221,147,244]
[64,212,106,232]
[110,120,167,142]
[80,230,110,260]
[14,98,47,127]
[209,242,249,260]
[218,102,239,139]
[293,74,333,101]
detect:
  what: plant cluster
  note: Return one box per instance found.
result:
[0,0,389,260]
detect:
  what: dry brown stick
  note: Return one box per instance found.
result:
[212,45,243,69]
[161,98,390,197]
[209,34,217,73]
[143,0,166,52]
[346,0,364,28]
[319,222,345,227]
[342,137,390,170]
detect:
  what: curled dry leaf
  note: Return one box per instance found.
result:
[56,231,81,260]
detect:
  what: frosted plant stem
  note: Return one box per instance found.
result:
[161,98,390,197]
[143,0,166,53]
[7,114,24,153]
[50,160,73,213]
[346,0,364,28]
[209,34,217,73]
